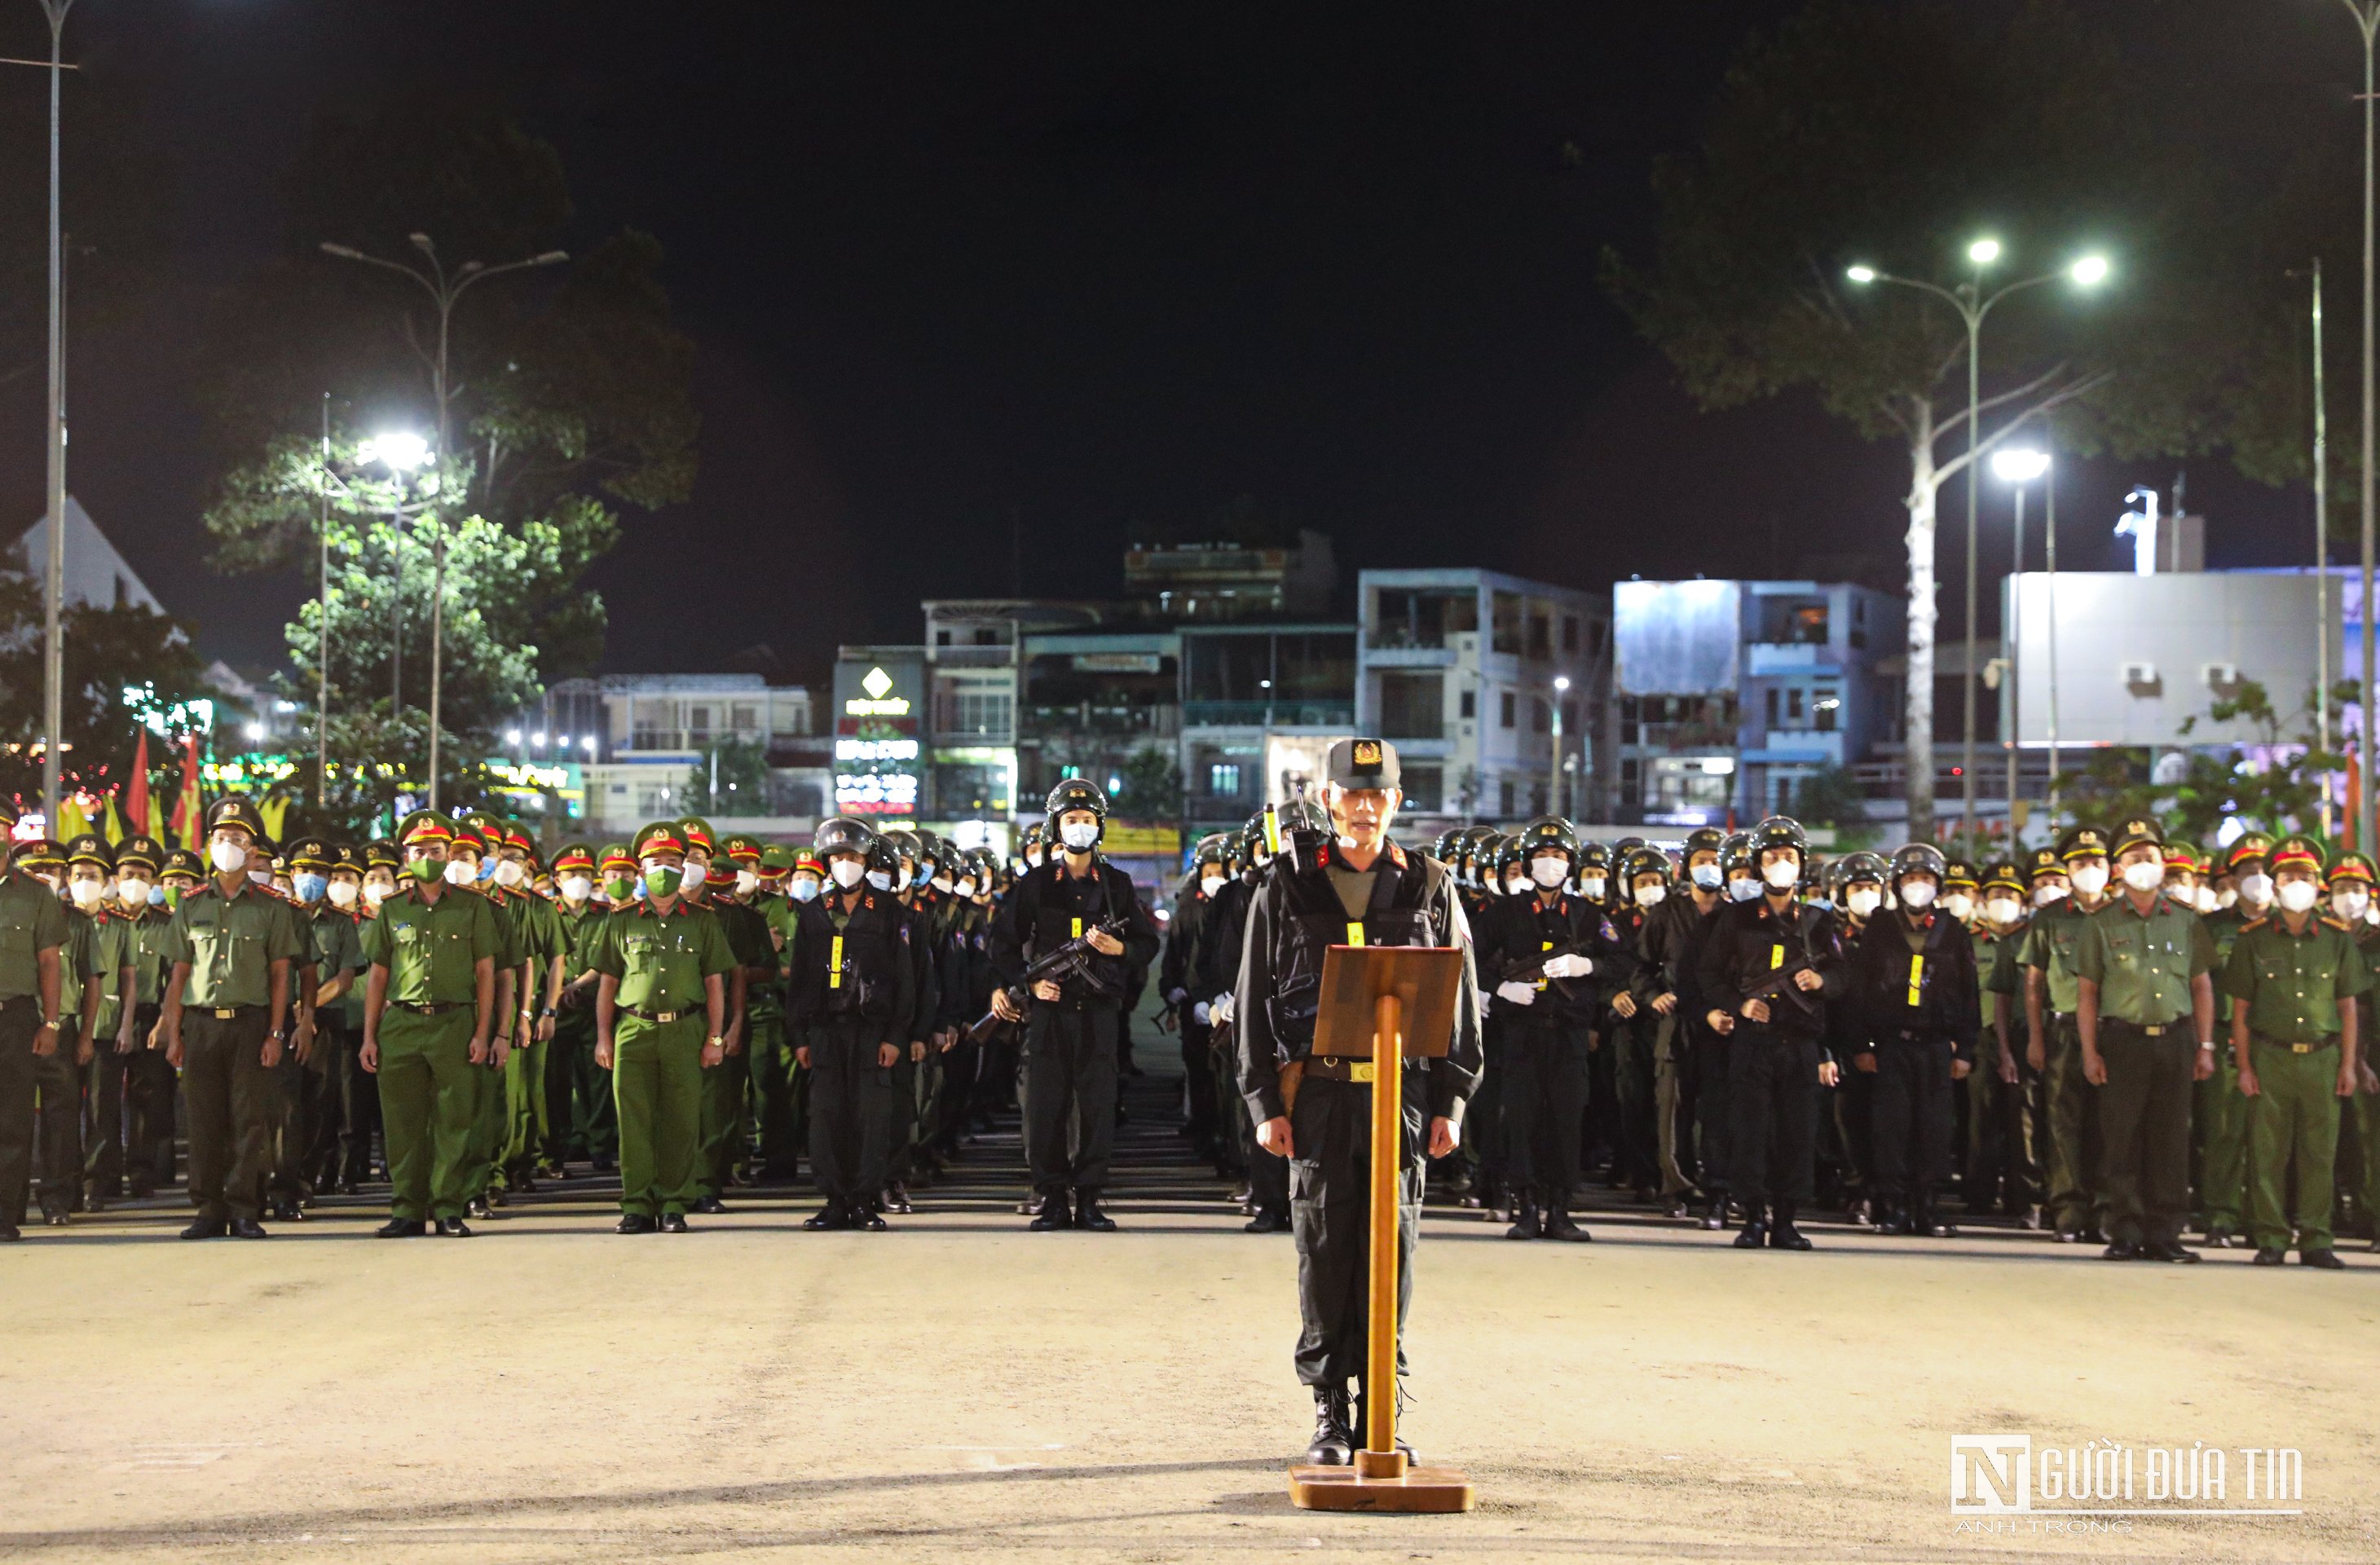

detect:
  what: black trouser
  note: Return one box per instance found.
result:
[1023,1005,1119,1194]
[1179,1014,1218,1150]
[1693,1029,1733,1197]
[807,1021,892,1205]
[1730,1025,1818,1209]
[181,1008,275,1223]
[32,1041,81,1217]
[1611,1012,1659,1191]
[1871,1033,1955,1206]
[334,1016,380,1182]
[1502,1021,1590,1206]
[886,1049,920,1184]
[0,1004,39,1226]
[1831,1038,1875,1200]
[931,1037,980,1155]
[121,1004,176,1191]
[1289,1073,1424,1388]
[82,1033,133,1197]
[299,1012,349,1190]
[1470,1021,1508,1192]
[2096,1020,2193,1247]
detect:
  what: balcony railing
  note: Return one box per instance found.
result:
[1182,699,1354,729]
[1021,703,1182,738]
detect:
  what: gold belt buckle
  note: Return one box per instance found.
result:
[213,1008,238,1021]
[656,1009,681,1024]
[2293,1043,2315,1055]
[1350,1060,1376,1084]
[2140,1024,2166,1036]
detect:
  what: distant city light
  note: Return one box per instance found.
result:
[360,430,430,470]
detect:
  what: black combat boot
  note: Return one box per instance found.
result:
[1302,1386,1354,1466]
[1768,1201,1814,1250]
[1913,1194,1955,1238]
[1542,1199,1593,1242]
[1073,1189,1117,1232]
[1504,1199,1542,1241]
[1353,1378,1417,1461]
[1699,1193,1727,1231]
[1029,1190,1072,1231]
[1734,1205,1769,1249]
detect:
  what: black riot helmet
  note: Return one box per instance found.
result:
[1514,815,1580,863]
[1681,826,1727,862]
[1045,778,1108,852]
[1889,842,1948,886]
[1576,840,1613,881]
[1618,845,1672,904]
[813,817,877,858]
[1749,815,1809,860]
[1719,831,1754,877]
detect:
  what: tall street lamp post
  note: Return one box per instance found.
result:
[320,237,566,811]
[1551,675,1571,821]
[2333,0,2380,848]
[22,0,77,827]
[1991,446,2051,844]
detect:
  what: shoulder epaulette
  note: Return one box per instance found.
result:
[2240,916,2269,933]
[2324,915,2352,932]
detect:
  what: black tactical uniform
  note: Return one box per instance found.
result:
[1233,739,1484,1461]
[1851,845,1981,1237]
[1636,831,1739,1225]
[791,818,915,1229]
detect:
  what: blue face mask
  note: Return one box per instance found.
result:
[912,864,932,888]
[866,871,895,893]
[1690,863,1723,891]
[788,878,821,903]
[293,872,328,903]
[148,884,167,906]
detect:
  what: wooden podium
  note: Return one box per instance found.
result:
[1287,942,1476,1514]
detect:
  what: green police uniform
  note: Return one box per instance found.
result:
[1963,912,2025,1215]
[585,844,734,1222]
[2195,834,2272,1242]
[161,857,306,1228]
[2019,870,2108,1236]
[362,877,505,1223]
[501,884,569,1185]
[0,856,70,1233]
[2076,827,2216,1253]
[553,888,615,1166]
[2221,843,2367,1259]
[77,900,139,1205]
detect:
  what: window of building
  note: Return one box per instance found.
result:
[1498,775,1515,815]
[1370,587,1479,650]
[1400,764,1443,813]
[1814,683,1840,733]
[731,703,760,736]
[1532,697,1549,734]
[1499,690,1516,729]
[976,627,1001,646]
[1756,597,1829,646]
[1209,762,1241,796]
[1492,591,1524,655]
[1765,688,1779,725]
[1379,672,1444,739]
[1527,607,1552,661]
[937,628,953,646]
[1460,690,1476,720]
[1562,614,1580,654]
[1787,687,1803,721]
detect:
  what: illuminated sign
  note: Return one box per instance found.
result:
[835,771,919,813]
[843,665,911,717]
[835,737,920,763]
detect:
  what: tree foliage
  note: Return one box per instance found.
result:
[686,737,771,818]
[1114,746,1185,822]
[0,568,214,809]
[2061,680,2344,849]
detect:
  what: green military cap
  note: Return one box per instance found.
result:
[552,841,597,874]
[2025,845,2065,881]
[2109,815,2164,860]
[204,796,267,839]
[328,844,364,875]
[2224,831,2275,873]
[2269,834,2325,875]
[1941,857,1981,889]
[161,848,205,879]
[2056,823,2111,862]
[500,823,538,862]
[632,821,686,858]
[721,832,763,866]
[394,809,453,847]
[598,842,637,875]
[11,838,64,870]
[64,833,112,870]
[284,835,334,871]
[2326,849,2375,885]
[758,843,796,873]
[363,840,401,871]
[1981,860,2025,896]
[677,816,717,856]
[116,834,165,875]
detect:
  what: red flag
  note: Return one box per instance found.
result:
[167,734,204,850]
[126,730,152,839]
[2349,748,2364,856]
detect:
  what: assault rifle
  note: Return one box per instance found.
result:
[1501,941,1587,1001]
[967,915,1130,1043]
[1739,956,1822,1019]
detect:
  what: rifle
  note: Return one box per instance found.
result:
[1739,957,1822,1018]
[966,915,1130,1043]
[1501,941,1585,1001]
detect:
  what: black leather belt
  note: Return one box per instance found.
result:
[624,1006,691,1023]
[203,1006,259,1020]
[393,1001,463,1016]
[1302,1055,1424,1083]
[2254,1034,2338,1056]
[2104,1018,2176,1036]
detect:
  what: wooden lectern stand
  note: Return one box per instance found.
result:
[1287,942,1476,1514]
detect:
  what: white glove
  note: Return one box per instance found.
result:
[1495,981,1538,1007]
[1192,1001,1211,1025]
[1541,953,1593,980]
[1166,987,1189,1007]
[1211,993,1236,1025]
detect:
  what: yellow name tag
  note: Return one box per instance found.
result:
[1906,954,1924,1007]
[1770,944,1784,969]
[1351,1061,1376,1083]
[1072,917,1082,939]
[829,934,844,989]
[1346,923,1365,947]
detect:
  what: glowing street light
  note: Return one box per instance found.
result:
[2070,254,2109,286]
[1844,264,1877,284]
[1968,237,2003,267]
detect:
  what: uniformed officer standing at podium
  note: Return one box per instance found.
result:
[1233,738,1484,1469]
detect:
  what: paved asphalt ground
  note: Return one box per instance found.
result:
[2,1050,2375,1564]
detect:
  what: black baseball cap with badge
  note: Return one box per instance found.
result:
[117,835,165,876]
[2110,815,2166,859]
[2056,823,2111,862]
[204,796,267,840]
[1324,737,1401,790]
[2025,846,2066,882]
[64,833,113,871]
[285,836,334,872]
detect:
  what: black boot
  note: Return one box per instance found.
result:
[1734,1206,1769,1248]
[803,1201,849,1231]
[1242,1206,1290,1233]
[1542,1204,1593,1242]
[1504,1200,1542,1241]
[1029,1191,1072,1231]
[1072,1189,1117,1232]
[1769,1201,1814,1250]
[1302,1386,1354,1466]
[1352,1378,1417,1461]
[1699,1194,1726,1231]
[1914,1194,1955,1238]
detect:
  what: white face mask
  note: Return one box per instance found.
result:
[1984,896,2021,926]
[1900,880,1937,910]
[68,879,104,908]
[2237,872,2273,906]
[1504,875,1531,897]
[2121,860,2166,893]
[1025,849,1045,868]
[681,860,708,892]
[1530,857,1568,888]
[1200,873,1225,896]
[930,875,954,895]
[1634,884,1667,907]
[444,858,476,886]
[364,880,393,907]
[1581,876,1606,901]
[831,859,866,890]
[492,859,524,888]
[2216,886,2239,909]
[1763,858,1800,889]
[117,877,150,907]
[1845,887,1882,918]
[955,878,978,899]
[249,869,275,888]
[2276,879,2320,913]
[327,880,359,908]
[737,870,761,896]
[2333,888,2369,922]
[560,875,593,902]
[1944,892,1976,921]
[2068,864,2109,897]
[2194,887,2218,915]
[790,877,823,902]
[208,839,246,875]
[2034,882,2068,907]
[1728,878,1762,902]
[1059,822,1101,853]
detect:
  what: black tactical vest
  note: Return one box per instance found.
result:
[1264,840,1438,1056]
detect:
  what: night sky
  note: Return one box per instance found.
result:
[0,2,2364,690]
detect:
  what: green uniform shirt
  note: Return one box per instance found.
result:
[85,908,135,1037]
[122,904,175,1008]
[558,897,607,972]
[59,906,97,1025]
[2076,893,2215,1027]
[306,904,365,1012]
[161,880,304,1009]
[584,897,734,1014]
[0,870,68,1000]
[359,884,507,1006]
[1972,924,2020,997]
[2019,897,2105,1015]
[2202,904,2264,1007]
[2220,913,2370,1043]
[482,887,531,972]
[705,894,778,1021]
